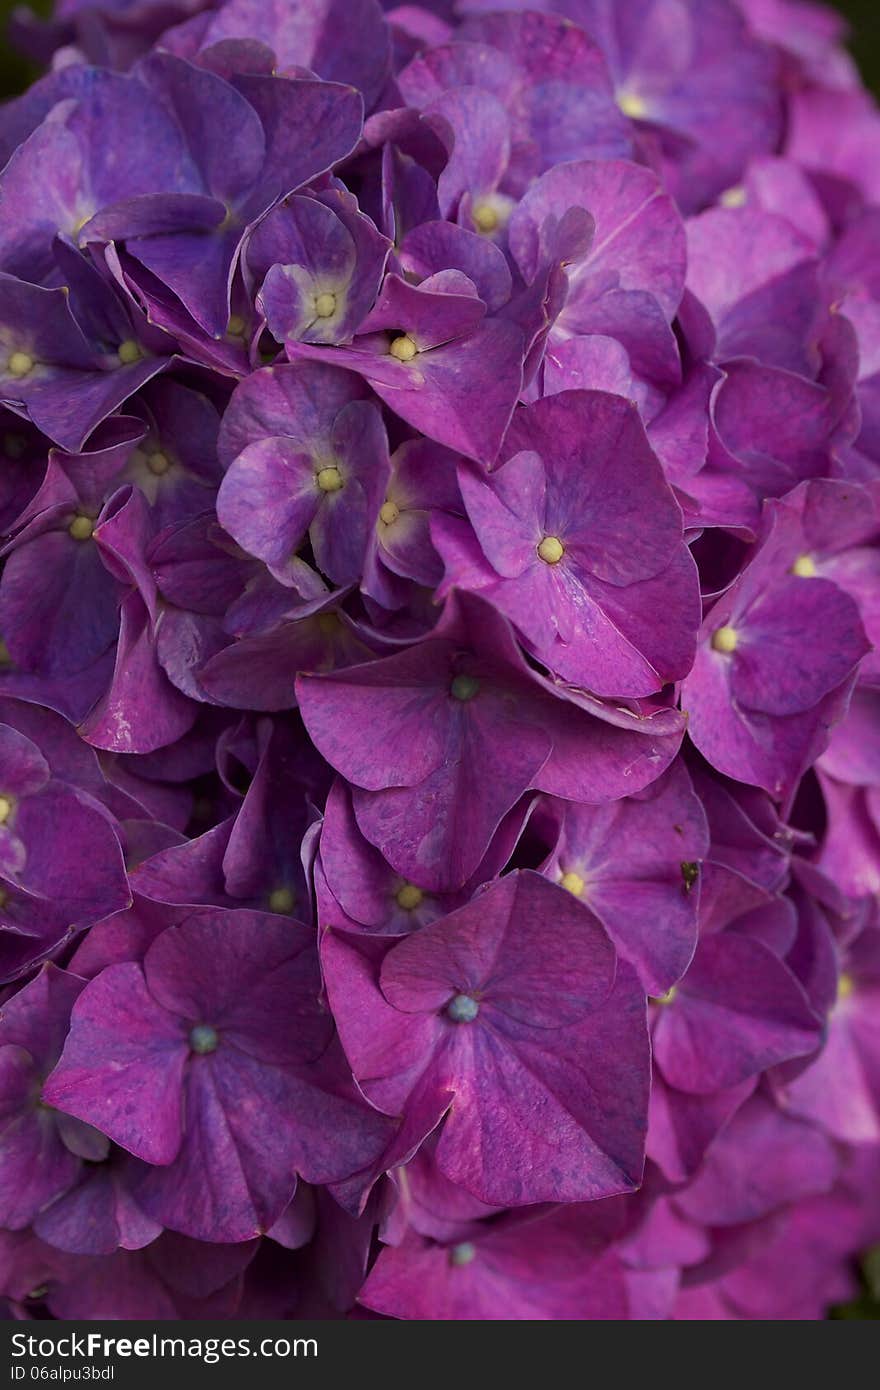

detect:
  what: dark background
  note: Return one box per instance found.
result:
[0,0,879,95]
[0,0,877,1321]
[830,0,880,91]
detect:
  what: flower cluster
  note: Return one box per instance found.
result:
[0,0,878,1322]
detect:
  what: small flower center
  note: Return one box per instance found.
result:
[314,292,337,319]
[837,972,854,1003]
[316,465,344,493]
[395,883,423,911]
[6,351,34,378]
[560,870,585,897]
[446,993,479,1023]
[711,625,738,654]
[68,515,94,542]
[0,795,13,824]
[227,314,246,338]
[719,185,747,208]
[538,535,565,565]
[117,339,142,365]
[189,1024,219,1055]
[268,887,295,914]
[791,554,817,578]
[380,501,400,526]
[389,335,419,362]
[618,91,647,119]
[450,674,480,702]
[146,450,171,476]
[449,1242,477,1267]
[472,201,500,234]
[651,987,677,1006]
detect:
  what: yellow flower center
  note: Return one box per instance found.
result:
[537,535,565,565]
[268,887,295,914]
[472,201,500,234]
[396,883,424,911]
[68,515,94,542]
[449,1242,476,1267]
[0,795,12,824]
[189,1024,219,1055]
[380,501,400,526]
[720,185,748,208]
[618,91,648,119]
[712,625,738,653]
[117,339,142,365]
[837,972,855,1003]
[652,987,678,1006]
[146,450,171,476]
[791,554,818,578]
[450,674,480,701]
[389,335,419,362]
[316,465,343,492]
[6,351,34,378]
[314,292,337,319]
[560,870,586,897]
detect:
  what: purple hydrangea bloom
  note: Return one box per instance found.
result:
[313,776,523,936]
[131,717,326,914]
[432,390,700,695]
[323,871,651,1206]
[651,927,822,1094]
[683,205,825,377]
[287,271,526,463]
[0,704,130,980]
[0,966,108,1229]
[360,1203,630,1320]
[248,190,391,349]
[537,760,708,996]
[773,885,880,1143]
[218,362,390,585]
[398,9,633,199]
[0,274,165,453]
[508,158,686,392]
[297,592,684,889]
[458,0,783,212]
[162,0,393,109]
[682,489,870,799]
[43,910,394,1242]
[0,0,878,1325]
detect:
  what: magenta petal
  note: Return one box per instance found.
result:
[544,761,708,995]
[79,593,198,755]
[42,962,189,1165]
[360,1218,629,1321]
[434,961,649,1206]
[653,933,822,1094]
[380,873,616,1026]
[289,317,525,464]
[326,872,650,1207]
[218,438,322,569]
[674,1094,839,1226]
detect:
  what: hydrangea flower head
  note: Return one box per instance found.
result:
[0,0,877,1325]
